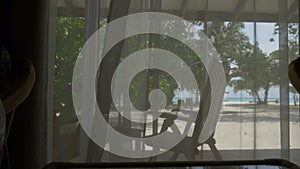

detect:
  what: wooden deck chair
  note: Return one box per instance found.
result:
[145,72,223,161]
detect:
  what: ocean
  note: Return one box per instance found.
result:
[172,97,297,104]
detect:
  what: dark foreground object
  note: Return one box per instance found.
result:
[43,159,300,169]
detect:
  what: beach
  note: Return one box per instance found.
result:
[215,102,300,149]
[140,101,300,161]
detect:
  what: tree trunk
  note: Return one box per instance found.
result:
[263,86,270,104]
[254,91,262,104]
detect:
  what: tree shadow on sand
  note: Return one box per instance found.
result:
[220,103,300,122]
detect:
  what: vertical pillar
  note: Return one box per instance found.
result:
[149,0,161,160]
[80,0,99,161]
[278,0,290,160]
[47,0,57,163]
[253,0,257,159]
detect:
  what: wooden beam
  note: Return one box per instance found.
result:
[57,7,85,17]
[61,0,74,17]
[64,0,74,8]
[57,7,298,23]
[181,0,189,17]
[287,0,298,19]
[233,0,247,21]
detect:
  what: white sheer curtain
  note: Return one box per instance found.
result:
[52,0,299,164]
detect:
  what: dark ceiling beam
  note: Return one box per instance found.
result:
[57,7,85,17]
[233,0,247,21]
[57,7,298,22]
[180,0,189,17]
[62,0,74,16]
[287,0,298,19]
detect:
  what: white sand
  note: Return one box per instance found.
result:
[215,102,300,150]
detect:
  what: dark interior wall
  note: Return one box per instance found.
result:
[0,0,11,48]
[1,0,50,169]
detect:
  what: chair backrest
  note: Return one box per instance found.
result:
[0,56,35,138]
[0,56,35,114]
[191,67,225,145]
[192,73,211,141]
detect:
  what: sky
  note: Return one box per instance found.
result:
[243,22,279,55]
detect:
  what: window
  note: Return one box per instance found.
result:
[52,0,299,164]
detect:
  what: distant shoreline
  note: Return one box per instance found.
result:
[173,97,298,104]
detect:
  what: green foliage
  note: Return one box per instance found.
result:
[55,17,85,120]
[272,23,299,61]
[204,22,252,82]
[55,17,299,110]
[273,23,299,94]
[229,46,279,104]
[127,34,181,108]
[288,23,299,61]
[130,69,178,109]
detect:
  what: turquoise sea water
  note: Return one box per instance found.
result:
[226,97,279,103]
[172,97,297,104]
